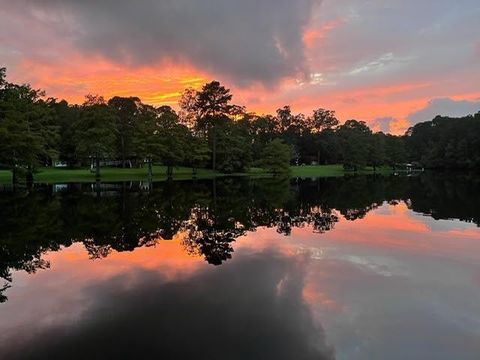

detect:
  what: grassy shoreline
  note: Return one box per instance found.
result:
[0,164,392,184]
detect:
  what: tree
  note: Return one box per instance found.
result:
[48,99,79,167]
[249,114,278,159]
[178,87,200,128]
[74,95,117,179]
[215,121,252,173]
[309,108,339,132]
[133,104,165,179]
[0,70,59,184]
[385,134,407,169]
[406,114,480,169]
[180,81,237,170]
[368,133,386,171]
[276,106,294,133]
[195,81,234,119]
[136,105,207,179]
[108,96,140,167]
[316,128,341,165]
[0,67,6,87]
[337,120,372,171]
[156,106,189,178]
[259,139,291,175]
[187,135,210,177]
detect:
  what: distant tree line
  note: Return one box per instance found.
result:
[1,67,479,183]
[406,114,480,169]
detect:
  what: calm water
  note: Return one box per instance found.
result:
[0,174,479,359]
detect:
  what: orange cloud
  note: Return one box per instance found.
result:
[303,18,344,49]
[14,56,210,107]
[44,235,205,283]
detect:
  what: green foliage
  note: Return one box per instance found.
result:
[215,121,252,173]
[384,134,407,168]
[187,135,211,175]
[74,95,117,173]
[180,80,245,171]
[108,96,141,167]
[310,108,339,132]
[195,81,234,119]
[368,133,386,170]
[133,105,189,177]
[156,107,190,175]
[0,72,59,182]
[337,120,373,171]
[259,139,291,175]
[407,113,480,169]
[0,67,6,87]
[49,99,79,167]
[249,114,278,160]
[133,104,165,177]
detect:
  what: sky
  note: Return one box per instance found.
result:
[1,0,479,134]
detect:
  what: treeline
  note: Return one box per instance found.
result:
[407,114,480,169]
[1,67,479,183]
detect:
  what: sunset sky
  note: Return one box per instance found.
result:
[1,0,479,134]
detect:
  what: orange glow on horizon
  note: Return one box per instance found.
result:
[14,56,210,107]
[42,234,205,284]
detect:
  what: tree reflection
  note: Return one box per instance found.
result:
[1,173,479,302]
[0,283,10,303]
[183,228,237,266]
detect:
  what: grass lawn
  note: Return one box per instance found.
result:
[290,164,345,177]
[0,164,393,184]
[291,164,393,177]
[0,166,218,184]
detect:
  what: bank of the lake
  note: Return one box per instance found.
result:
[0,164,393,184]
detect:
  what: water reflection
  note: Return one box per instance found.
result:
[0,174,479,303]
[0,174,480,359]
[0,250,334,360]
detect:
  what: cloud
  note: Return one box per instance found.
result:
[306,0,480,89]
[370,117,411,135]
[408,97,480,125]
[348,53,396,76]
[371,117,394,133]
[2,0,479,124]
[0,250,335,359]
[371,97,480,135]
[8,0,318,87]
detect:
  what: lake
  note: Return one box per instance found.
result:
[0,174,479,359]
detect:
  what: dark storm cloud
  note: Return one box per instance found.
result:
[20,0,318,86]
[0,251,335,360]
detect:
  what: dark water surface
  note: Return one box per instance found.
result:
[0,174,479,359]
